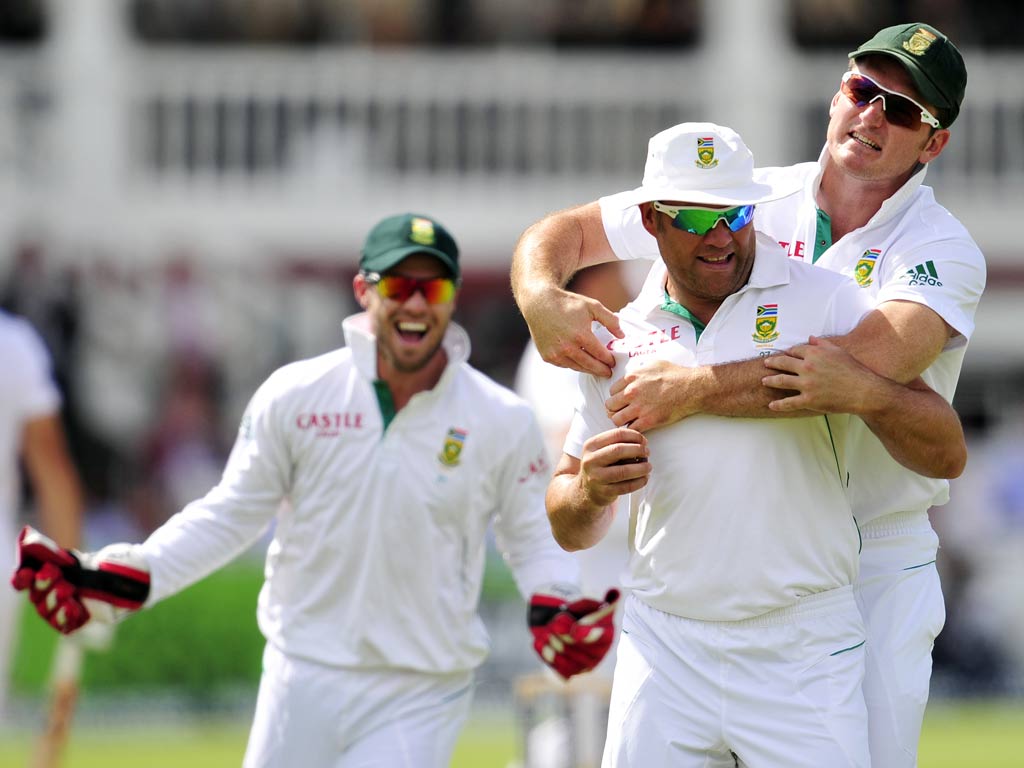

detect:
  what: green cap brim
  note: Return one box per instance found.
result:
[365,244,459,278]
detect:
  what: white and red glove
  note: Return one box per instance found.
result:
[10,526,151,635]
[529,587,620,680]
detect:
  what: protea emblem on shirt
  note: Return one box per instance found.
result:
[752,303,780,344]
[438,427,468,467]
[855,248,881,287]
[695,137,718,169]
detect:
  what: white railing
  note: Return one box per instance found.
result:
[1,0,1022,269]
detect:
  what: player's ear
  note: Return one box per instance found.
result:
[639,203,659,238]
[919,128,950,165]
[353,273,371,309]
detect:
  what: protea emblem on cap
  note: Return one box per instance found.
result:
[752,304,780,345]
[695,136,719,169]
[438,427,467,468]
[410,217,437,246]
[903,27,937,56]
[855,248,881,287]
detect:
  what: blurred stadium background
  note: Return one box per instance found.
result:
[2,0,1023,766]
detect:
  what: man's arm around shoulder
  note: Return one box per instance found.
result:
[511,202,624,377]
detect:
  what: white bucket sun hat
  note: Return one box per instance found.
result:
[615,122,800,208]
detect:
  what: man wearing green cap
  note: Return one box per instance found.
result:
[11,213,619,767]
[511,22,985,768]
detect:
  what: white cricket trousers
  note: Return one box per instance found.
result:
[602,588,870,768]
[243,643,474,768]
[856,510,945,768]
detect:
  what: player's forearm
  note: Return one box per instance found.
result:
[545,475,615,552]
[694,358,807,418]
[33,465,84,550]
[610,356,814,431]
[22,415,83,549]
[511,203,614,308]
[856,378,966,479]
[140,490,280,604]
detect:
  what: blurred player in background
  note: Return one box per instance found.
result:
[511,23,984,768]
[516,262,635,613]
[12,213,617,768]
[513,261,636,767]
[0,309,84,716]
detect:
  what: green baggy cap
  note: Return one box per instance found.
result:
[850,23,967,127]
[360,213,460,279]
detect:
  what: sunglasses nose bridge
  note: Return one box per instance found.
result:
[398,285,431,308]
[862,93,889,122]
[702,217,734,241]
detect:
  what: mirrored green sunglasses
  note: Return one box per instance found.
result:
[651,202,756,236]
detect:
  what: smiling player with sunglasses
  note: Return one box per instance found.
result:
[547,122,880,767]
[12,213,619,768]
[511,21,985,768]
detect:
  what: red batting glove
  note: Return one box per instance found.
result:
[11,527,91,633]
[529,588,620,679]
[10,526,151,635]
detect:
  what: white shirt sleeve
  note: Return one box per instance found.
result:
[598,193,660,261]
[562,371,615,461]
[874,239,986,342]
[140,372,292,605]
[7,317,61,420]
[823,275,876,337]
[490,406,580,598]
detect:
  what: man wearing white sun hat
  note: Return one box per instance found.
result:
[545,122,875,767]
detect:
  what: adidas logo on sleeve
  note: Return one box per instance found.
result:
[902,260,943,286]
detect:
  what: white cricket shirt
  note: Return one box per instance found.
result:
[564,236,873,621]
[140,313,578,673]
[599,155,986,525]
[754,151,986,523]
[0,311,61,567]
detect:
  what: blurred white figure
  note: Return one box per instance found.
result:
[514,262,640,768]
[0,310,83,714]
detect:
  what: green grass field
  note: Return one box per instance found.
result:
[0,699,1021,767]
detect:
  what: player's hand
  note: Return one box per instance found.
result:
[606,360,701,431]
[523,285,622,379]
[577,428,651,508]
[11,526,151,635]
[529,588,621,679]
[763,336,876,414]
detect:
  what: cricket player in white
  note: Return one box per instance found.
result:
[547,122,875,767]
[0,310,83,715]
[512,24,983,768]
[12,214,618,768]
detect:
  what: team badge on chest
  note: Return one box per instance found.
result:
[752,303,780,345]
[855,248,881,287]
[438,427,468,468]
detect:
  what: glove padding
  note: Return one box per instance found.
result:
[529,587,620,680]
[11,526,151,635]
